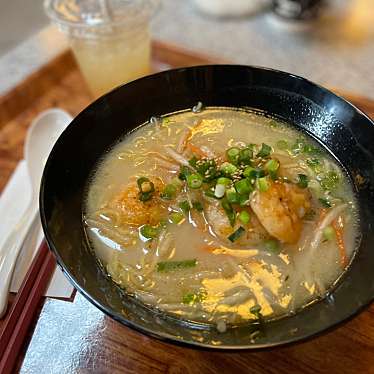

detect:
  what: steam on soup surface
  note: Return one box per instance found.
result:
[84,108,358,327]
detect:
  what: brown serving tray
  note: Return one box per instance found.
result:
[0,40,374,373]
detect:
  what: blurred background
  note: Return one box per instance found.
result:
[0,0,373,98]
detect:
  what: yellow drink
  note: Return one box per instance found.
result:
[44,0,158,98]
[70,28,151,97]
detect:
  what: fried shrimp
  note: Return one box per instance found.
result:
[250,182,311,243]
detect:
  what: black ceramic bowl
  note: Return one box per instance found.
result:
[40,65,374,350]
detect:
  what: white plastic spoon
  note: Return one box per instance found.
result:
[0,108,72,318]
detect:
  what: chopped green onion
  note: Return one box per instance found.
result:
[204,189,219,199]
[179,166,192,180]
[226,187,239,204]
[303,143,322,155]
[292,138,321,156]
[228,226,245,242]
[220,162,238,176]
[323,226,335,241]
[268,120,278,128]
[248,143,256,150]
[187,173,203,189]
[214,183,226,198]
[195,159,218,182]
[265,159,279,172]
[188,156,198,168]
[170,212,185,224]
[256,143,272,158]
[250,304,262,315]
[137,177,153,192]
[221,198,236,226]
[160,184,177,200]
[137,177,155,201]
[179,200,191,214]
[265,159,279,180]
[239,210,251,224]
[162,184,177,197]
[297,174,309,189]
[216,177,231,186]
[290,139,303,154]
[306,158,321,172]
[263,239,280,253]
[257,169,266,178]
[182,293,197,304]
[307,158,320,167]
[221,198,232,212]
[276,140,288,150]
[157,259,197,272]
[226,147,240,164]
[243,166,255,178]
[257,177,270,192]
[182,290,206,305]
[243,166,265,179]
[320,171,339,191]
[239,148,253,165]
[268,170,278,181]
[238,193,250,206]
[192,201,204,212]
[250,304,263,322]
[139,192,153,202]
[319,197,332,208]
[137,177,148,189]
[234,178,253,195]
[140,224,159,240]
[171,177,183,187]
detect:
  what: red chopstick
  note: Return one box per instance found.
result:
[0,240,55,374]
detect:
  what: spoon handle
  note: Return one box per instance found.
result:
[0,202,39,318]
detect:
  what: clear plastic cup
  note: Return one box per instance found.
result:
[44,0,158,98]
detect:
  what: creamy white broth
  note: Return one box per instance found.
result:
[84,108,358,326]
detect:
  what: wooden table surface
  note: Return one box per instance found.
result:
[0,42,373,373]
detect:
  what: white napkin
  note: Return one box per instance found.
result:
[0,160,74,298]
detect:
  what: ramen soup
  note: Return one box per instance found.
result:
[84,107,358,328]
